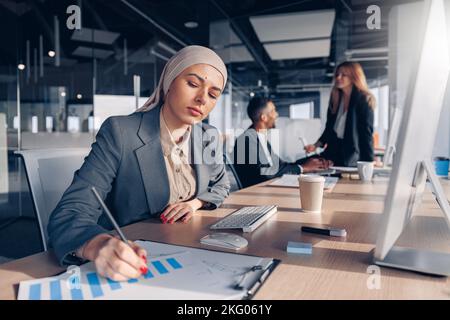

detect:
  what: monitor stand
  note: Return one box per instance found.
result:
[373,247,450,276]
[374,159,450,276]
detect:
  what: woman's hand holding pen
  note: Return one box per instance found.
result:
[81,234,148,282]
[160,198,204,224]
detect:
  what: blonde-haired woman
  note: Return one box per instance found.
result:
[48,46,230,281]
[305,61,376,166]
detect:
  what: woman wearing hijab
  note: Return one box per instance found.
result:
[304,61,376,167]
[48,45,230,281]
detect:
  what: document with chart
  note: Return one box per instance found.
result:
[18,241,278,300]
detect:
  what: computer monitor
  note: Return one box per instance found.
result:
[373,0,450,276]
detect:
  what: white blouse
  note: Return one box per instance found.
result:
[333,99,347,139]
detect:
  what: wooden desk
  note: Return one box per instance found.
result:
[1,177,450,300]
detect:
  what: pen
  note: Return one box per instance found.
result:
[301,226,347,237]
[92,187,148,276]
[247,261,274,297]
[91,186,129,245]
[236,260,275,298]
[234,265,263,290]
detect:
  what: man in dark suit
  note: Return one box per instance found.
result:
[232,96,332,188]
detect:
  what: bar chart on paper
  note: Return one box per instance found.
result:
[18,241,276,300]
[18,253,192,300]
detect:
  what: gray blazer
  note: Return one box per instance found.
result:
[48,106,230,266]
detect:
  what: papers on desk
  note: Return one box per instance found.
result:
[18,241,277,300]
[268,174,339,191]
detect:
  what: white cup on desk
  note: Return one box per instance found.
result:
[357,161,374,182]
[298,174,325,213]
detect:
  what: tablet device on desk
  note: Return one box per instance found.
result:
[312,168,336,176]
[330,166,358,173]
[268,174,338,191]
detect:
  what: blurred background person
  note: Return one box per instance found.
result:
[304,62,375,167]
[233,96,332,188]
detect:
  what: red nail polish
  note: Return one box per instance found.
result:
[141,255,147,262]
[169,218,174,224]
[140,266,148,275]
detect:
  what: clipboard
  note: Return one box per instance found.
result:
[136,240,281,300]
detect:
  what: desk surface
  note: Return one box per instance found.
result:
[1,177,450,300]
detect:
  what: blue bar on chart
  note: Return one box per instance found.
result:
[29,283,41,300]
[166,258,183,269]
[144,270,154,279]
[151,260,169,274]
[50,280,62,300]
[107,278,122,290]
[86,273,104,298]
[70,287,83,300]
[127,278,138,283]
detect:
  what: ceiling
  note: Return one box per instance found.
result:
[0,0,421,98]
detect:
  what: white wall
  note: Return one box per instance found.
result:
[276,117,322,162]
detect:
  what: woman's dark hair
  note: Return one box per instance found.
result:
[247,96,272,123]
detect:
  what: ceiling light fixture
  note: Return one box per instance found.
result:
[184,21,198,29]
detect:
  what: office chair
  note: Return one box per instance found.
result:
[15,148,90,251]
[223,153,243,192]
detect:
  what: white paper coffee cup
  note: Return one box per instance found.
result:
[298,174,325,213]
[357,161,374,182]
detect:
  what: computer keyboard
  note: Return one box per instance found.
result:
[210,205,277,233]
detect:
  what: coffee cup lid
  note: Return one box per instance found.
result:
[298,174,325,183]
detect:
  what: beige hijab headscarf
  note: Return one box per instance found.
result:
[137,45,227,112]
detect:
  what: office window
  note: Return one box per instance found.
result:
[208,93,232,133]
[93,95,148,130]
[289,102,314,119]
